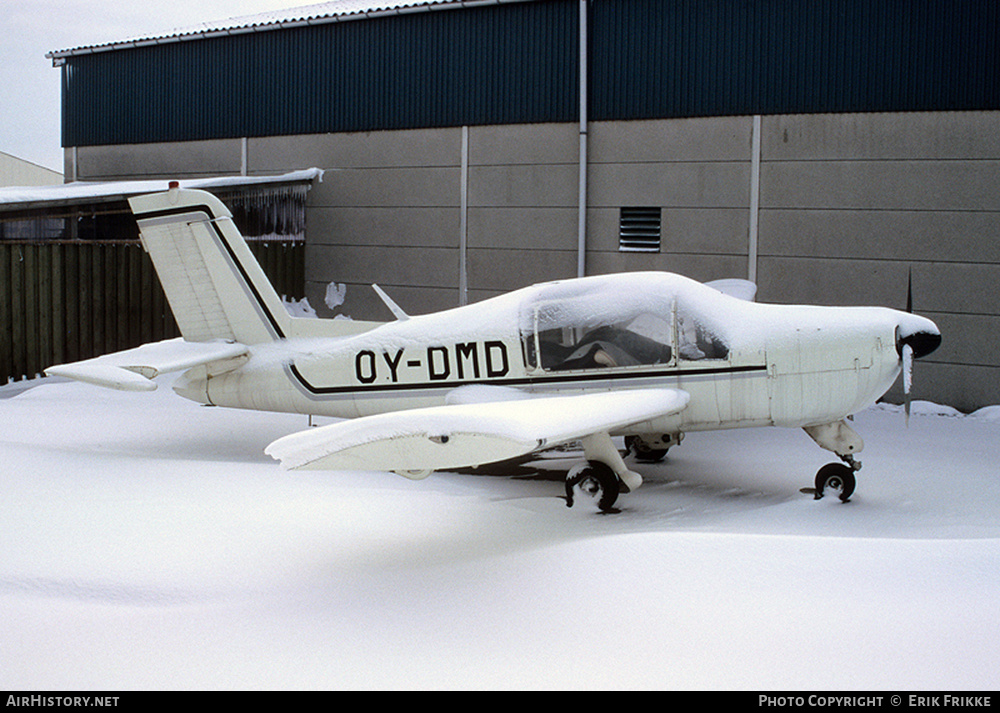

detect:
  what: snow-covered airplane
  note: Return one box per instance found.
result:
[46,186,941,512]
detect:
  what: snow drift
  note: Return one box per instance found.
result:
[2,377,998,689]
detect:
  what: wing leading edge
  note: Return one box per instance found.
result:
[265,387,690,476]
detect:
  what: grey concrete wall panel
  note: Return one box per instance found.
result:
[589,162,750,210]
[253,128,468,319]
[915,264,1000,318]
[587,252,748,285]
[759,209,1000,265]
[589,117,751,163]
[928,313,1000,370]
[467,248,577,293]
[308,245,457,290]
[250,129,462,172]
[75,140,243,181]
[763,160,1000,212]
[468,164,578,208]
[310,207,460,250]
[316,167,461,209]
[900,362,1000,415]
[757,257,912,309]
[468,123,578,166]
[467,208,577,252]
[584,116,753,284]
[764,112,1000,161]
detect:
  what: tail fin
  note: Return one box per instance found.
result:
[129,186,291,345]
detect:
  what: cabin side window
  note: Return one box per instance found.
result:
[523,307,674,371]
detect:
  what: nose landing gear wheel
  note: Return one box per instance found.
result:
[814,463,856,502]
[565,460,621,513]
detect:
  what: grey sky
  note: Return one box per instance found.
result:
[1,1,312,173]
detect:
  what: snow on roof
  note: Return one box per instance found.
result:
[46,0,520,60]
[0,168,324,211]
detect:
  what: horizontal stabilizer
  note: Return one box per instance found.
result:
[265,387,689,474]
[45,338,247,391]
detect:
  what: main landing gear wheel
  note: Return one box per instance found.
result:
[624,435,669,463]
[565,460,621,513]
[813,463,857,502]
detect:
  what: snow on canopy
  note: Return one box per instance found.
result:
[288,271,936,367]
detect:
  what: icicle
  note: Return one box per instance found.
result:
[228,184,308,241]
[903,342,913,425]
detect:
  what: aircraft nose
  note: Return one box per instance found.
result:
[896,322,942,359]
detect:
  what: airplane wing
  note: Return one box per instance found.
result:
[45,338,248,391]
[265,387,690,476]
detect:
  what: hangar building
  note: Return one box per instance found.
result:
[45,0,1000,410]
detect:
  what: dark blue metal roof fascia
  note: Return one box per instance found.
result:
[60,0,1000,147]
[589,0,1000,121]
[61,0,578,147]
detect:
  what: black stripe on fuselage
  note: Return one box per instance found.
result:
[136,204,288,340]
[287,362,767,397]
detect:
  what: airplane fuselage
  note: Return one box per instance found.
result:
[175,273,919,441]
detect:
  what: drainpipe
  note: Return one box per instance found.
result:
[459,125,469,306]
[577,0,588,279]
[748,115,762,284]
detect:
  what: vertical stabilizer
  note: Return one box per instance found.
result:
[128,187,291,344]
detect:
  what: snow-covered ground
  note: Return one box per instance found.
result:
[2,377,998,690]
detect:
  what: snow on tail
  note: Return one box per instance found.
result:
[128,186,291,345]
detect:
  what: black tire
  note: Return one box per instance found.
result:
[565,461,621,513]
[814,463,856,502]
[625,435,669,463]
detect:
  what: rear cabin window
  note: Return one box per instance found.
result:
[677,310,729,361]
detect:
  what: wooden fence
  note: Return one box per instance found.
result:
[1,240,304,385]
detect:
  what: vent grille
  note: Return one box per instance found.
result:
[619,207,661,252]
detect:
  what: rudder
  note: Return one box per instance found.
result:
[129,186,291,345]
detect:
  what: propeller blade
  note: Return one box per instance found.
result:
[904,269,913,425]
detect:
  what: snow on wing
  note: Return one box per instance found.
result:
[265,388,690,475]
[45,338,248,391]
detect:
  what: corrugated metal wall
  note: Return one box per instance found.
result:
[61,0,1000,147]
[0,240,303,385]
[591,0,1000,120]
[61,0,578,147]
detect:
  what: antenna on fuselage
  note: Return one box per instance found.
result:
[372,284,410,321]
